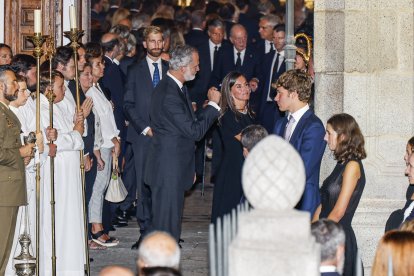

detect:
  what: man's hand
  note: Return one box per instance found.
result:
[249,78,259,92]
[207,86,221,104]
[46,127,58,142]
[19,143,35,158]
[81,97,93,118]
[73,110,85,135]
[111,137,120,157]
[48,143,57,157]
[147,128,153,137]
[23,156,31,166]
[36,132,44,153]
[84,155,92,172]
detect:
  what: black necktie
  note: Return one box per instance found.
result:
[235,52,242,70]
[270,42,275,52]
[213,45,219,69]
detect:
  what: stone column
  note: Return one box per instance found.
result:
[314,0,414,273]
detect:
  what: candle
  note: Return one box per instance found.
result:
[69,5,77,29]
[34,9,41,34]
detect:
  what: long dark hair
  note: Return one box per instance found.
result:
[219,71,253,123]
[327,113,367,162]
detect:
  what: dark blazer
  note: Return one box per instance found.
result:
[273,109,326,215]
[144,75,220,192]
[209,44,259,89]
[0,103,26,207]
[257,50,286,132]
[124,58,169,143]
[253,39,267,61]
[184,29,208,48]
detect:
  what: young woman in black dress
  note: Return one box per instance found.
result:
[211,71,254,223]
[313,113,367,276]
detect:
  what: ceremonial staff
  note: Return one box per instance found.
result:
[45,30,57,276]
[28,9,48,276]
[63,5,91,276]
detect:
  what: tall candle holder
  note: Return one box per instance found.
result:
[63,28,90,276]
[27,32,48,276]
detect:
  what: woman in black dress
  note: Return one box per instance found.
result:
[211,71,254,223]
[313,113,367,276]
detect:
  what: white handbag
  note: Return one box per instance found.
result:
[105,155,128,203]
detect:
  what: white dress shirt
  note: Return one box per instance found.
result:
[209,39,221,70]
[265,40,273,54]
[233,47,246,66]
[285,104,310,140]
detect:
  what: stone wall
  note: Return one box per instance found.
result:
[314,0,414,273]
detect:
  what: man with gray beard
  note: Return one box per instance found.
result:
[311,219,345,276]
[144,45,221,241]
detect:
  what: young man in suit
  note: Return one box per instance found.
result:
[124,26,169,249]
[273,69,326,216]
[0,65,35,274]
[144,45,221,241]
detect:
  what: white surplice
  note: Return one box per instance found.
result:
[39,94,86,276]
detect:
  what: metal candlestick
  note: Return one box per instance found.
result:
[63,28,90,276]
[27,32,48,276]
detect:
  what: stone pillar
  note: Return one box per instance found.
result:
[229,136,320,276]
[314,0,414,273]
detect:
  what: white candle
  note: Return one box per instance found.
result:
[34,9,41,34]
[69,5,77,29]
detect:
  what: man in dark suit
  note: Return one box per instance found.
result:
[255,14,280,60]
[124,26,169,249]
[0,66,35,274]
[184,10,208,48]
[273,70,326,216]
[187,19,227,181]
[257,24,286,132]
[311,219,345,276]
[144,45,221,241]
[210,24,259,89]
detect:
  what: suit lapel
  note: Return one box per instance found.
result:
[168,77,196,120]
[289,109,312,144]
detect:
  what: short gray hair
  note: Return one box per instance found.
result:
[138,231,180,269]
[169,45,197,70]
[241,125,268,151]
[260,14,279,28]
[311,219,345,262]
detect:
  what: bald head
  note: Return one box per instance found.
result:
[137,231,180,271]
[99,266,134,276]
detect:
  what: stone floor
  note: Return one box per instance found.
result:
[90,182,213,276]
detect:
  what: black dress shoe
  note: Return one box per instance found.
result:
[131,236,143,250]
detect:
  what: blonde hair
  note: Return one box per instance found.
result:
[111,8,130,27]
[371,230,414,276]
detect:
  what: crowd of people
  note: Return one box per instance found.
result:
[0,0,412,275]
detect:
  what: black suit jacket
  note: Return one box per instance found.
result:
[321,272,340,276]
[209,44,259,88]
[144,75,220,191]
[184,29,208,48]
[124,58,169,143]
